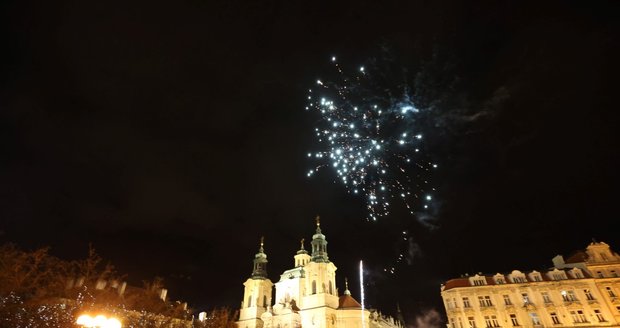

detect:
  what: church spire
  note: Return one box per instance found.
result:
[297,238,308,254]
[311,215,329,262]
[344,277,351,295]
[251,236,268,279]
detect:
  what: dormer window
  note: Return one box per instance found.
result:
[508,271,527,283]
[470,274,487,286]
[570,268,584,279]
[493,274,506,285]
[548,269,567,280]
[529,271,543,282]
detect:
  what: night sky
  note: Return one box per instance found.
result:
[1,0,619,324]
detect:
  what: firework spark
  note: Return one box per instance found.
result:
[306,56,437,221]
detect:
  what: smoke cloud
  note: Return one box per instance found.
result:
[410,308,443,328]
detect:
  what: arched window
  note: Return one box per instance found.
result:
[329,280,333,295]
[263,295,267,307]
[312,281,317,294]
[247,295,252,307]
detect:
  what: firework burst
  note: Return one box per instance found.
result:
[306,56,437,221]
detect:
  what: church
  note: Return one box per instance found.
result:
[237,217,404,328]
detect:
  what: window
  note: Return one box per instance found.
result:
[510,314,519,326]
[468,317,476,328]
[484,316,492,328]
[247,295,252,307]
[458,317,464,328]
[513,277,526,283]
[570,310,588,323]
[584,289,595,301]
[529,271,542,282]
[541,292,552,303]
[329,280,333,295]
[562,290,577,302]
[568,290,578,301]
[484,316,500,328]
[312,280,317,294]
[463,297,471,308]
[607,286,616,298]
[611,270,618,277]
[263,295,267,307]
[479,295,493,307]
[473,279,486,286]
[594,310,605,322]
[450,318,456,328]
[597,271,604,278]
[550,312,561,325]
[503,295,512,305]
[573,271,583,278]
[530,313,541,326]
[616,306,620,312]
[496,278,505,284]
[491,315,499,327]
[522,293,530,304]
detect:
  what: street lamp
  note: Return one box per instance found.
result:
[76,314,122,328]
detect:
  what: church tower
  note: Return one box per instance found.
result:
[311,216,329,262]
[294,238,311,267]
[238,237,274,328]
[301,217,339,319]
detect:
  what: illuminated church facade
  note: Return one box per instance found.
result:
[237,218,403,328]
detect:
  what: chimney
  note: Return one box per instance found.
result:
[552,255,565,269]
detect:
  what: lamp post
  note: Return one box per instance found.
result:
[76,314,122,328]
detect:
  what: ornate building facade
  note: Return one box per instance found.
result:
[237,218,403,328]
[441,241,620,328]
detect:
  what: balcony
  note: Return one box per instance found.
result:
[523,302,536,310]
[562,299,579,305]
[446,307,460,314]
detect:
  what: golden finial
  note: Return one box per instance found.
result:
[315,215,320,227]
[345,277,349,290]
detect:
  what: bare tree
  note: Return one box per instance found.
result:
[194,308,238,328]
